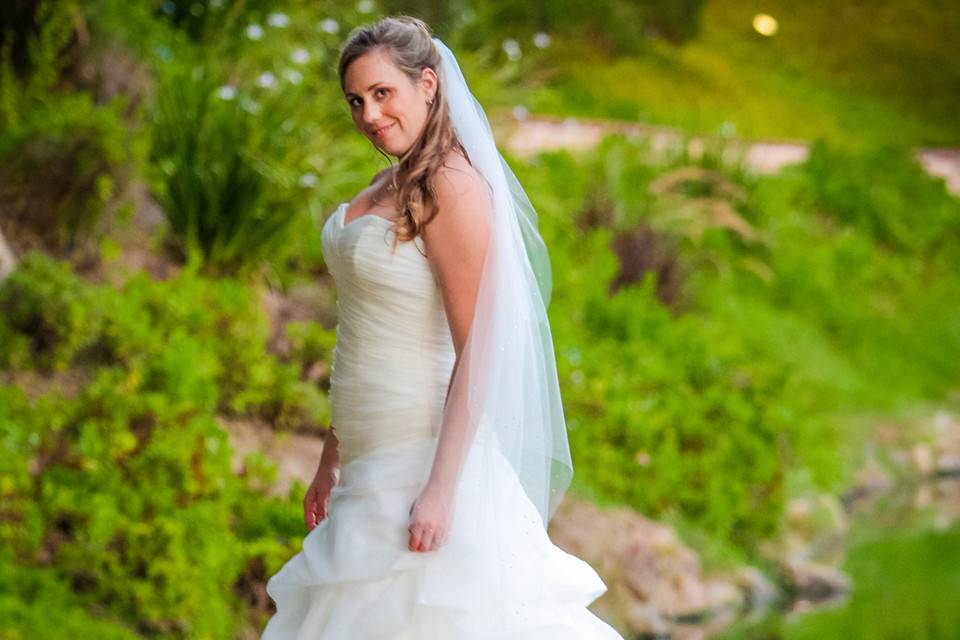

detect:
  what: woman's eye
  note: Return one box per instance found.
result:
[347,87,390,107]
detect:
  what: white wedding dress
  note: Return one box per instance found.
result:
[261,202,625,639]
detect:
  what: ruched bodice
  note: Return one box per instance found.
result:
[321,202,456,464]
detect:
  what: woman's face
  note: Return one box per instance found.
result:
[343,48,437,158]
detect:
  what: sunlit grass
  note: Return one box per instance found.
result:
[522,0,960,147]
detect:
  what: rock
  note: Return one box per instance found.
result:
[549,497,746,636]
[932,411,960,476]
[912,443,935,476]
[0,227,15,281]
[783,558,851,602]
[735,566,779,610]
[783,493,848,563]
[221,417,327,497]
[853,455,893,495]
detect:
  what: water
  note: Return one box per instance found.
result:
[718,479,960,640]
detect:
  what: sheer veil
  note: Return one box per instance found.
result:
[426,36,572,531]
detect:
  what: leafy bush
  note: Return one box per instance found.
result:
[145,0,368,278]
[0,251,105,371]
[0,251,329,429]
[456,0,707,53]
[512,133,960,549]
[0,0,139,251]
[152,0,281,43]
[0,550,139,640]
[800,139,960,256]
[0,254,334,637]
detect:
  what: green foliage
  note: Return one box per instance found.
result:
[0,0,139,250]
[144,1,365,277]
[566,275,796,545]
[152,0,281,43]
[0,550,139,639]
[742,145,960,409]
[461,0,706,53]
[0,252,105,371]
[526,0,960,147]
[149,59,300,274]
[0,254,335,637]
[0,251,329,429]
[0,0,75,129]
[514,132,960,550]
[800,140,960,255]
[0,380,271,638]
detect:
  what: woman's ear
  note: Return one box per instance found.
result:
[419,67,438,101]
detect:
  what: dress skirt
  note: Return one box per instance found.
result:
[261,436,625,639]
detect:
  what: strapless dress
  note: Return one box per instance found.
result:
[260,202,626,639]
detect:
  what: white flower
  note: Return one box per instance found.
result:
[267,12,290,28]
[290,48,310,65]
[502,38,521,61]
[257,71,277,89]
[356,0,375,14]
[512,105,529,121]
[533,32,551,49]
[209,0,224,7]
[282,69,303,85]
[319,18,340,34]
[240,97,262,114]
[299,173,319,188]
[245,24,264,40]
[216,85,237,100]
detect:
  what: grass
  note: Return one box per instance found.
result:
[521,0,960,148]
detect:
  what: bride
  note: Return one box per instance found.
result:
[261,15,626,639]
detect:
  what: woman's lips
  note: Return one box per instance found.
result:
[373,122,395,138]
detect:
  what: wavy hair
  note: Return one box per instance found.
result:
[338,15,471,251]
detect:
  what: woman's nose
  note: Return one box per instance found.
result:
[362,101,381,124]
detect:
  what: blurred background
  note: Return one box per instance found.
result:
[1,1,958,638]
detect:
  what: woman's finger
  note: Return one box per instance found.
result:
[419,528,436,553]
[304,486,319,529]
[408,526,422,551]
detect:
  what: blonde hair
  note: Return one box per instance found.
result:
[338,15,472,252]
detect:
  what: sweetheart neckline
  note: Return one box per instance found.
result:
[337,202,400,229]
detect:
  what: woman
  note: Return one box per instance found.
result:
[262,16,626,639]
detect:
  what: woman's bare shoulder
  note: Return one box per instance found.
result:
[432,150,489,205]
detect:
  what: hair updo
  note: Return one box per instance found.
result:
[338,15,472,248]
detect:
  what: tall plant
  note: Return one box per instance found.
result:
[149,57,306,275]
[0,0,133,252]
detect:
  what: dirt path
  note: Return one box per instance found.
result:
[503,115,960,196]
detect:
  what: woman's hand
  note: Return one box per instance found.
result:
[408,481,455,552]
[304,463,340,531]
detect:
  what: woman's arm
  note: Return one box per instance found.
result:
[304,425,341,530]
[319,425,341,478]
[420,160,492,489]
[406,158,491,552]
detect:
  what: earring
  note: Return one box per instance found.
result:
[427,96,434,105]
